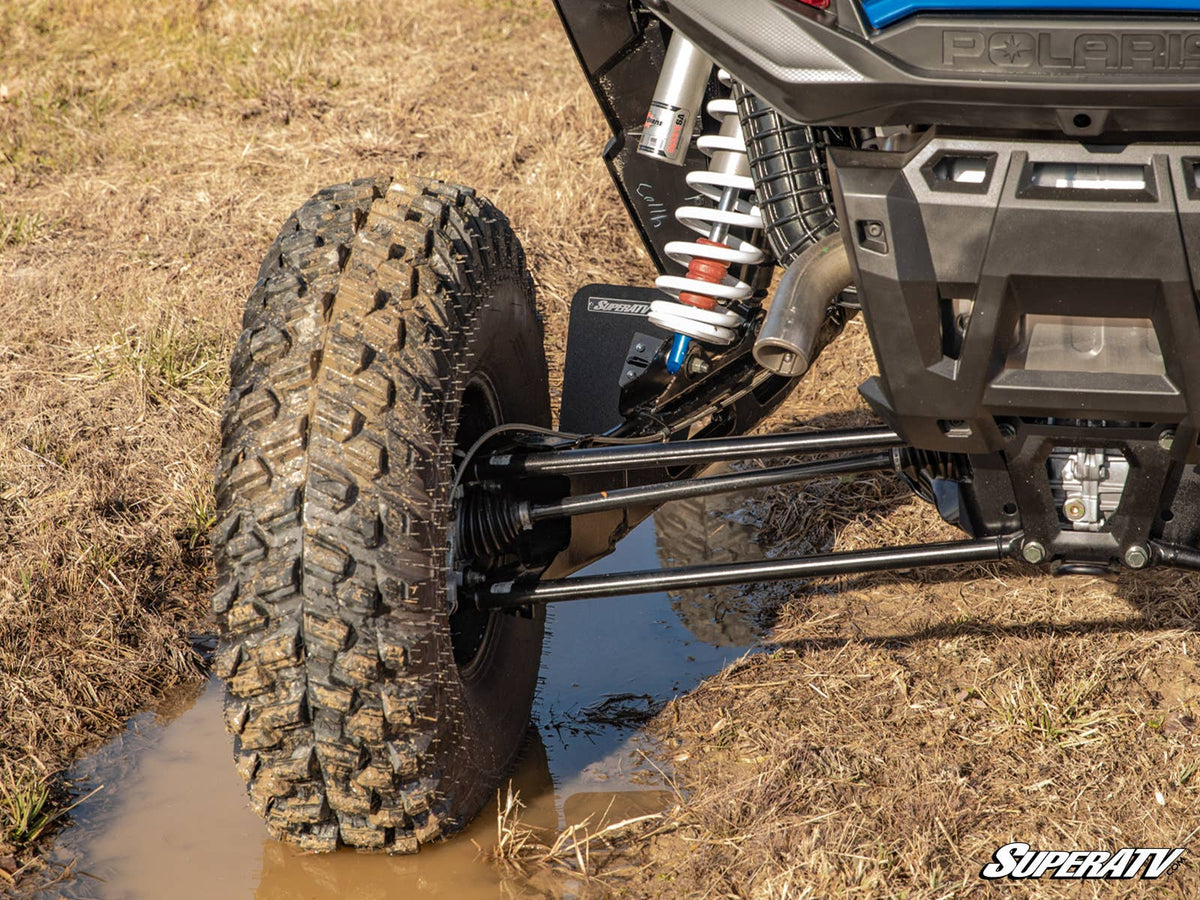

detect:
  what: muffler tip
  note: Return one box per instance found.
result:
[753,233,852,379]
[753,340,812,378]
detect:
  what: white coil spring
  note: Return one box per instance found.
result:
[650,72,768,346]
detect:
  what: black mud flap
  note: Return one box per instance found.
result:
[559,284,671,434]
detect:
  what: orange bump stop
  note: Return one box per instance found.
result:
[678,238,730,311]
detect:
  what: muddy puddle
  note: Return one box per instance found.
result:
[35,492,776,899]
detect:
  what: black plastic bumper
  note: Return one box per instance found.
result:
[829,133,1200,455]
[661,0,1200,134]
[829,132,1200,563]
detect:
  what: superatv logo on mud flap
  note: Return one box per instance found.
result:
[587,297,652,317]
[981,843,1185,880]
[943,30,1200,72]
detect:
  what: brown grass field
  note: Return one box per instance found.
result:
[3,0,1200,896]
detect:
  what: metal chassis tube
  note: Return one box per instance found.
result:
[471,427,1200,612]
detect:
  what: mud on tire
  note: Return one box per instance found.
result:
[212,176,550,851]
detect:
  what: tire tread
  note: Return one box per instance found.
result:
[214,176,538,851]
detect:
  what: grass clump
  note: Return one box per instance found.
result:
[0,763,50,847]
[0,208,43,248]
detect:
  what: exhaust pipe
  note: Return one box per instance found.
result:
[753,232,852,377]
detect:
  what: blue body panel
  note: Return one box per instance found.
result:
[862,0,1200,28]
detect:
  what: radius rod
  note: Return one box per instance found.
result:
[485,425,904,476]
[523,450,898,524]
[478,536,1022,610]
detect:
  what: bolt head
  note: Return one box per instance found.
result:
[1063,499,1087,522]
[865,222,884,238]
[1022,541,1046,565]
[1159,430,1176,452]
[1124,545,1150,570]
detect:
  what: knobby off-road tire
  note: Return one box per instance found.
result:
[212,176,550,852]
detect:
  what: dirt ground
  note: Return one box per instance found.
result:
[2,0,1200,897]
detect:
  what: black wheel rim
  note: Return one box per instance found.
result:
[449,376,502,672]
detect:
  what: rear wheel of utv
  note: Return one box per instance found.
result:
[212,175,550,851]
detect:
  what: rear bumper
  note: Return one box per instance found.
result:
[829,133,1200,453]
[831,133,1200,562]
[662,0,1200,133]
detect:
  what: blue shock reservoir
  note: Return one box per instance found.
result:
[666,334,692,374]
[861,0,1200,28]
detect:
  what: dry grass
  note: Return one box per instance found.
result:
[0,0,649,881]
[628,593,1200,898]
[492,783,670,887]
[5,0,1200,896]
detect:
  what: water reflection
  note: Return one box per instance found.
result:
[654,484,773,648]
[38,499,770,899]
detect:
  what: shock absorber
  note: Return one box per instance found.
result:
[638,37,768,373]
